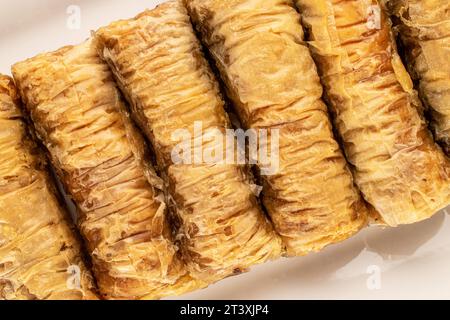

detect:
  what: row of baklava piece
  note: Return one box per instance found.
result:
[1,0,449,300]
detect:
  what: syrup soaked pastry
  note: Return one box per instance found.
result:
[95,0,283,281]
[184,0,368,256]
[294,0,450,225]
[0,75,97,300]
[12,41,204,299]
[383,0,450,155]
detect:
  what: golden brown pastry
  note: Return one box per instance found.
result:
[184,0,368,256]
[12,41,204,300]
[0,75,97,300]
[383,0,450,155]
[95,0,282,282]
[294,0,450,225]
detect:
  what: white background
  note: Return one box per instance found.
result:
[1,0,450,300]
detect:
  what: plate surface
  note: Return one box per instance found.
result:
[1,0,449,300]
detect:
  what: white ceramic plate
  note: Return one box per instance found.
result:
[1,0,449,300]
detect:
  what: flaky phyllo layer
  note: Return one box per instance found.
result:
[294,0,450,225]
[3,0,449,301]
[384,0,450,156]
[185,0,368,256]
[95,0,283,281]
[0,75,97,300]
[12,41,204,300]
